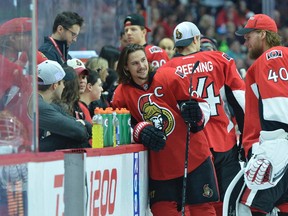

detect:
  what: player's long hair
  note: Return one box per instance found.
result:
[117,44,146,84]
[265,30,281,47]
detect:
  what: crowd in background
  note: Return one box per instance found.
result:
[132,0,288,72]
[38,0,288,73]
[1,1,288,215]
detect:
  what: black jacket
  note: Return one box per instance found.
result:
[38,36,71,65]
[39,95,91,152]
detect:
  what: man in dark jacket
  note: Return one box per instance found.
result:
[39,11,84,65]
[38,60,91,151]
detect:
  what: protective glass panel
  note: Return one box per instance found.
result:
[0,0,37,154]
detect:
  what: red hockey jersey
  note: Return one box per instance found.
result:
[111,67,211,181]
[144,44,169,69]
[243,46,288,155]
[0,54,33,150]
[162,51,245,152]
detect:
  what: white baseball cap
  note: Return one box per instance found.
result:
[67,58,89,75]
[173,21,201,47]
[38,60,73,85]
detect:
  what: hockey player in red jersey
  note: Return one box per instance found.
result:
[123,13,169,69]
[231,14,288,216]
[0,17,35,152]
[161,21,245,215]
[111,44,219,216]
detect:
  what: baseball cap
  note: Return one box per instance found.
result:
[124,14,151,32]
[173,21,201,47]
[235,14,277,36]
[38,60,74,85]
[66,58,89,75]
[37,51,48,64]
[200,36,218,51]
[0,17,32,36]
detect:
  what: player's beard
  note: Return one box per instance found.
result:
[248,43,263,60]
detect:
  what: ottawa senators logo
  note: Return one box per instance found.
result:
[175,29,183,40]
[138,94,175,136]
[202,184,213,198]
[76,59,83,66]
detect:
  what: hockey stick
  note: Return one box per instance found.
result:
[223,168,246,216]
[181,61,200,216]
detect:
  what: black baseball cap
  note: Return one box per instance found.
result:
[200,36,218,51]
[124,14,151,32]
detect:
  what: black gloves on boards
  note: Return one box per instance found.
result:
[133,122,166,151]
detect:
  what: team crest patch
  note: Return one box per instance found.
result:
[202,184,213,198]
[222,53,232,61]
[266,50,282,60]
[175,68,185,78]
[149,46,162,53]
[175,29,182,39]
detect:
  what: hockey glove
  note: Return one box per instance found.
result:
[180,100,204,131]
[244,129,288,190]
[133,122,166,151]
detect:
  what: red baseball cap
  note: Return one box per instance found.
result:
[37,51,48,64]
[235,14,277,36]
[0,17,32,36]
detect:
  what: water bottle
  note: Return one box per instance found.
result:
[113,110,120,147]
[92,107,104,148]
[103,108,114,147]
[116,108,124,145]
[122,108,131,144]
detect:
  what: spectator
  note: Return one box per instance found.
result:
[79,70,103,120]
[152,25,167,46]
[111,44,219,216]
[52,65,81,118]
[39,11,84,65]
[98,45,120,104]
[66,58,93,121]
[99,45,120,90]
[158,37,175,59]
[280,27,288,47]
[215,1,241,29]
[238,0,254,26]
[66,58,89,94]
[85,57,109,87]
[123,13,169,69]
[38,60,91,151]
[99,45,120,71]
[232,13,288,216]
[198,14,215,36]
[85,57,110,110]
[226,40,246,68]
[200,36,218,51]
